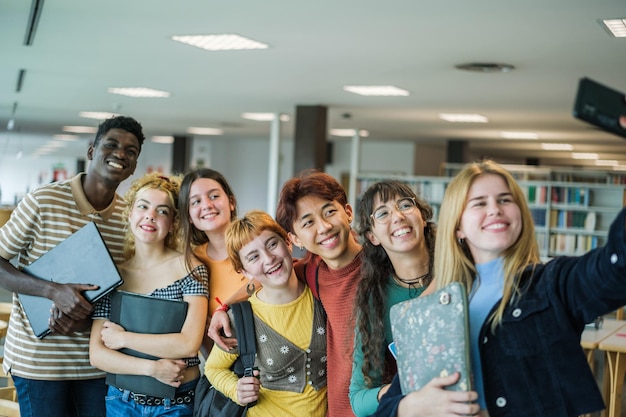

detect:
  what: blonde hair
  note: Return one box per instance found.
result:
[122,172,183,260]
[226,210,289,273]
[434,160,540,330]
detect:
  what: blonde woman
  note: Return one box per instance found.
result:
[375,160,626,417]
[90,172,208,417]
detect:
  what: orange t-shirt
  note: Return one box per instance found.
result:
[193,243,248,314]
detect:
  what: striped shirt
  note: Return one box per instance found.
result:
[0,174,126,380]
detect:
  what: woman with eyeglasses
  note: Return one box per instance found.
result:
[350,180,477,416]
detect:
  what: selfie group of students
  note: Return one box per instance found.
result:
[0,115,625,417]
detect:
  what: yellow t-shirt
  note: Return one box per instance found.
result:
[204,288,327,417]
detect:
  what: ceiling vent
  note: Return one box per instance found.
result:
[455,62,515,73]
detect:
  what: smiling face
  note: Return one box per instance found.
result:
[128,187,175,245]
[87,128,140,186]
[456,174,522,264]
[239,230,293,289]
[187,177,235,236]
[289,194,358,269]
[367,193,428,258]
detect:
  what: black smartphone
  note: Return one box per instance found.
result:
[573,77,626,139]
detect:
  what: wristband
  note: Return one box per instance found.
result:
[214,297,229,314]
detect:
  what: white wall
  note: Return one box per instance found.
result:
[0,154,82,205]
[1,134,436,217]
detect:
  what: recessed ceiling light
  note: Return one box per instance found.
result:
[541,143,574,151]
[439,113,488,123]
[108,87,170,98]
[186,127,224,135]
[171,34,269,51]
[571,152,599,160]
[613,165,626,171]
[455,62,515,73]
[343,86,409,96]
[151,136,175,144]
[595,160,619,166]
[241,113,290,122]
[501,131,538,139]
[62,126,97,133]
[79,111,119,120]
[601,18,626,38]
[329,129,370,137]
[53,134,79,141]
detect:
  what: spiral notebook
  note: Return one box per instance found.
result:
[390,282,472,395]
[19,222,124,338]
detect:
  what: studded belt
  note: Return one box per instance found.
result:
[118,387,195,406]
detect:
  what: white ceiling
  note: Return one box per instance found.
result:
[1,0,626,169]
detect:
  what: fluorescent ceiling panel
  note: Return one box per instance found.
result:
[62,126,97,133]
[541,143,573,151]
[571,152,598,160]
[79,111,119,120]
[186,127,224,135]
[329,129,370,137]
[171,34,269,51]
[241,113,290,122]
[343,85,409,96]
[595,160,618,166]
[108,87,170,98]
[151,136,175,144]
[439,113,488,123]
[602,19,626,37]
[501,131,539,139]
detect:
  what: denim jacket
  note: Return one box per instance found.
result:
[375,207,626,417]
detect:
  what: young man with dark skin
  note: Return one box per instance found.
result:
[0,116,144,417]
[209,170,363,417]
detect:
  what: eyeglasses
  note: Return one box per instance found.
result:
[370,197,417,225]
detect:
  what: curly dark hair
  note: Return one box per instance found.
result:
[94,115,146,147]
[354,180,436,387]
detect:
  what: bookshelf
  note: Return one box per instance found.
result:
[357,166,626,259]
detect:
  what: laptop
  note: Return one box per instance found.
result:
[19,222,124,338]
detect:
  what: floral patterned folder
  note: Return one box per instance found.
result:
[390,282,472,395]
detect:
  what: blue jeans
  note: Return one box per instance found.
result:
[105,380,195,417]
[12,376,107,417]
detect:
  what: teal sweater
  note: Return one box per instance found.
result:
[349,274,424,417]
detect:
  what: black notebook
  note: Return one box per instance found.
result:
[19,222,124,338]
[105,290,189,398]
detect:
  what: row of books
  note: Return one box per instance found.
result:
[410,181,447,203]
[607,174,626,184]
[549,210,596,231]
[526,185,548,204]
[551,187,589,206]
[549,233,599,255]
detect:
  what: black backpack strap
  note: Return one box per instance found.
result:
[231,301,256,373]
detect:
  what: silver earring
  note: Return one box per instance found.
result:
[246,281,256,296]
[457,238,465,246]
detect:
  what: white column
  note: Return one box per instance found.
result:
[267,113,281,216]
[348,130,361,209]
